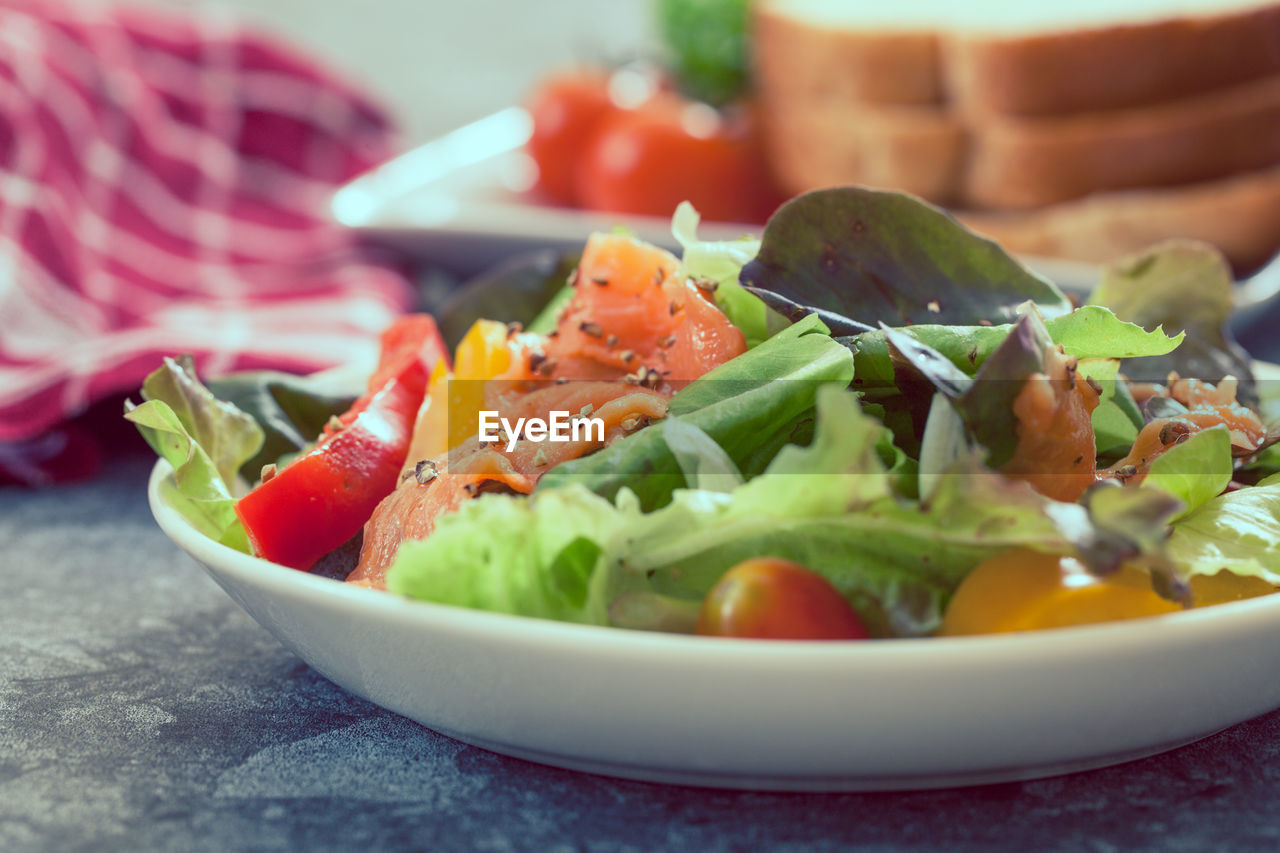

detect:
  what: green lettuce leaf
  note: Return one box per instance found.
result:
[1088,240,1256,402]
[1092,400,1141,458]
[1083,360,1144,457]
[386,485,624,623]
[124,356,262,551]
[138,356,263,489]
[1046,306,1186,360]
[535,313,853,509]
[1143,425,1233,520]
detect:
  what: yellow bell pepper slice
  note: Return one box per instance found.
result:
[401,320,518,467]
[404,360,452,467]
[447,319,514,451]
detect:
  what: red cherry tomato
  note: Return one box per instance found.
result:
[525,71,618,206]
[696,558,870,640]
[575,95,784,224]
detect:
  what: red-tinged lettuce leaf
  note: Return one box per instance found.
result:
[1088,240,1256,403]
[1047,482,1187,602]
[876,325,973,455]
[138,356,264,490]
[880,324,973,400]
[881,313,1053,468]
[848,305,1182,403]
[739,187,1072,330]
[125,356,263,552]
[954,312,1053,469]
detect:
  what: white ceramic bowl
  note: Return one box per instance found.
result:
[148,459,1280,791]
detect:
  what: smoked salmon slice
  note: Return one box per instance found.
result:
[349,232,748,590]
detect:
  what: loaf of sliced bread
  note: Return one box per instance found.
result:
[756,0,1280,115]
[965,73,1280,209]
[759,102,966,203]
[948,2,1280,116]
[961,165,1280,271]
[753,0,1280,268]
[753,3,943,105]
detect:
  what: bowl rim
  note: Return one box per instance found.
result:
[148,457,1280,667]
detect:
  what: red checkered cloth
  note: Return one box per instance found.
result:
[0,0,412,483]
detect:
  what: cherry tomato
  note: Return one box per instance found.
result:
[697,558,870,640]
[575,95,784,224]
[525,71,618,206]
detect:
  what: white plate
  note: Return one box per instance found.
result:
[330,107,1103,292]
[149,459,1280,791]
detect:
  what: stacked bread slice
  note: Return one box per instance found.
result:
[754,0,1280,269]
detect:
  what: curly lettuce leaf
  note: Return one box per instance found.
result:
[1047,306,1185,359]
[125,356,262,551]
[386,485,624,623]
[138,356,263,488]
[1165,473,1280,585]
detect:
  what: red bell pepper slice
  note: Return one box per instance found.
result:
[368,314,450,391]
[234,315,446,571]
[235,357,428,570]
[329,315,450,433]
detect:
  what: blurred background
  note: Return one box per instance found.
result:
[144,0,658,144]
[3,0,1279,484]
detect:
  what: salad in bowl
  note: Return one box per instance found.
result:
[132,186,1280,788]
[130,187,1280,641]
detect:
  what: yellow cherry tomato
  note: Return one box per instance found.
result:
[939,548,1181,637]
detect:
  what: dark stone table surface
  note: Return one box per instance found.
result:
[4,436,1280,852]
